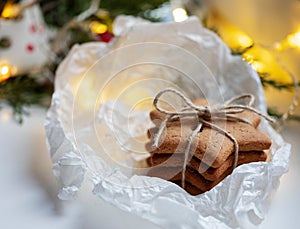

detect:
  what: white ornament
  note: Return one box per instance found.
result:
[0,1,51,75]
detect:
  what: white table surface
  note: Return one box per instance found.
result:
[0,107,299,229]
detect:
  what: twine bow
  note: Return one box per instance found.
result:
[153,88,275,188]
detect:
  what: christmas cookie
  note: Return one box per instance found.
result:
[147,151,267,181]
[146,121,271,168]
[146,95,272,195]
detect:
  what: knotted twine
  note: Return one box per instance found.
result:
[153,88,275,188]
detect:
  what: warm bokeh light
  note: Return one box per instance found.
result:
[89,21,108,34]
[275,27,300,50]
[286,28,300,49]
[250,61,265,73]
[172,8,188,22]
[243,46,292,84]
[121,86,151,109]
[1,2,20,19]
[0,63,12,82]
[236,32,253,48]
[222,26,253,51]
[206,11,253,52]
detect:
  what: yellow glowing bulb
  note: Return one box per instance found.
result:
[89,21,108,34]
[1,3,21,19]
[205,10,253,52]
[221,26,253,51]
[172,8,188,22]
[250,61,265,73]
[0,64,11,82]
[236,33,253,48]
[243,46,292,84]
[286,29,300,49]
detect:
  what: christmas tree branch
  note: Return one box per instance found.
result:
[260,76,300,91]
[0,76,53,123]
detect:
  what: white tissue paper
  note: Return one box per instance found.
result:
[45,16,291,228]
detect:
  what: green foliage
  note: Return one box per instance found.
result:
[0,76,53,123]
[0,0,169,123]
[100,0,167,19]
[0,0,299,124]
[40,0,168,27]
[230,45,253,56]
[259,73,300,91]
[40,0,91,27]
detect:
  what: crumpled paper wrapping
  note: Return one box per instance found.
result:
[45,16,291,228]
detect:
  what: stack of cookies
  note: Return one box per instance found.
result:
[146,99,271,195]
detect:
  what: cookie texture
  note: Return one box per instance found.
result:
[173,181,203,195]
[147,166,231,192]
[146,122,271,168]
[146,98,271,195]
[147,151,267,181]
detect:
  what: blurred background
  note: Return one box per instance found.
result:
[0,0,299,228]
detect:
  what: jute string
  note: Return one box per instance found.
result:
[153,88,275,188]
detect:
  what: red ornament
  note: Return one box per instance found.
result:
[97,31,114,43]
[26,44,35,52]
[29,24,37,33]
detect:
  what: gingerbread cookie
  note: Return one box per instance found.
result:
[146,122,271,168]
[147,165,232,192]
[147,151,267,181]
[173,181,203,195]
[146,96,271,195]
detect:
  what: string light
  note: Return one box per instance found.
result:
[249,61,265,73]
[89,21,108,34]
[172,8,188,22]
[222,26,253,51]
[206,10,299,78]
[242,47,273,73]
[1,1,36,19]
[235,31,253,48]
[243,46,292,84]
[205,10,299,126]
[206,10,253,52]
[1,2,20,19]
[284,28,300,49]
[0,63,12,82]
